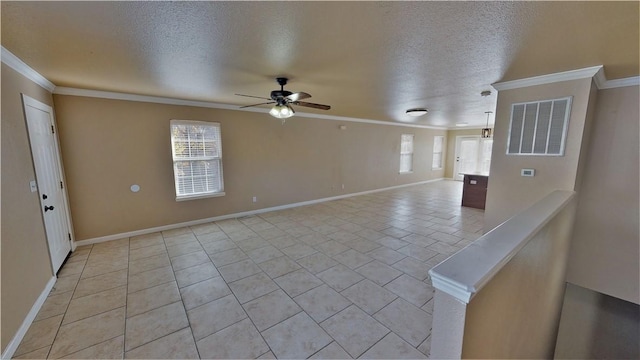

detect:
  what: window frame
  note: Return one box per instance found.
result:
[432,135,444,170]
[170,119,225,201]
[399,134,414,174]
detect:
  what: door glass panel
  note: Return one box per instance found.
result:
[458,139,479,177]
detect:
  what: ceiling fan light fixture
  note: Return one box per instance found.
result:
[406,108,428,117]
[270,104,295,119]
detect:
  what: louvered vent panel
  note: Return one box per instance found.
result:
[508,104,525,154]
[521,103,538,153]
[507,97,571,156]
[548,99,568,154]
[533,101,553,154]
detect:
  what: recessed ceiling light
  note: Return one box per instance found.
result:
[406,108,428,117]
[455,122,469,127]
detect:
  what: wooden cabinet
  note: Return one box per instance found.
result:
[462,174,488,210]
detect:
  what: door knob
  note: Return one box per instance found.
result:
[44,205,55,212]
[42,194,48,200]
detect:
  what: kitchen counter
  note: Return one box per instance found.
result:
[462,173,489,210]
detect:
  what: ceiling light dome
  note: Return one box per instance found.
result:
[406,108,428,117]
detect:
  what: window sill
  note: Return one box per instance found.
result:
[399,171,413,175]
[432,167,443,170]
[176,192,226,202]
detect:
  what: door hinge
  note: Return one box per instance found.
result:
[60,181,64,189]
[51,125,55,134]
[68,233,72,241]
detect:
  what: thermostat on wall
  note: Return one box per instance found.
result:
[521,169,535,177]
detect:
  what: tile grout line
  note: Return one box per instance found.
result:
[164,229,203,359]
[45,244,93,359]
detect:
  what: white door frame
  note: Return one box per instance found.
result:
[453,135,481,181]
[22,94,76,273]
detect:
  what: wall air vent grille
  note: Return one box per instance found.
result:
[506,97,572,156]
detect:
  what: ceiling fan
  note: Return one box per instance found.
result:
[235,77,331,119]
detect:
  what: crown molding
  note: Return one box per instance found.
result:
[493,65,639,91]
[1,46,56,92]
[54,86,447,130]
[597,75,640,89]
[492,65,603,91]
[446,125,494,131]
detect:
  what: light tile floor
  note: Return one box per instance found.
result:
[14,180,484,359]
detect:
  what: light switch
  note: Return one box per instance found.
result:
[29,180,38,193]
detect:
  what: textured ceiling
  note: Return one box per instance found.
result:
[2,1,638,127]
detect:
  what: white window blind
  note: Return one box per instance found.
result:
[507,97,571,156]
[400,134,414,173]
[170,120,224,200]
[432,135,444,170]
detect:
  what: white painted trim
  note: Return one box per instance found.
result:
[429,190,575,303]
[76,178,444,246]
[593,67,607,89]
[1,276,56,360]
[492,66,603,91]
[599,76,640,89]
[430,272,473,303]
[493,65,639,91]
[53,87,447,130]
[446,125,493,131]
[1,46,56,92]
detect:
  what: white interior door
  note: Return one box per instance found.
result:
[453,136,494,181]
[23,95,72,273]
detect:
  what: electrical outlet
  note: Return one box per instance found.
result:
[252,196,257,203]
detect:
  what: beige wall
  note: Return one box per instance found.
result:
[461,196,577,358]
[444,128,493,179]
[566,85,639,304]
[554,283,640,359]
[1,64,56,352]
[53,95,446,240]
[484,78,595,231]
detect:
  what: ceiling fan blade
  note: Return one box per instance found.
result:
[235,94,272,101]
[285,92,311,102]
[293,101,331,110]
[239,101,275,109]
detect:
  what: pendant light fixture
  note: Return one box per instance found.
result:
[480,90,492,138]
[482,111,493,138]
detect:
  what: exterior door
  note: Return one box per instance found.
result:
[453,136,494,181]
[23,95,72,273]
[454,137,480,181]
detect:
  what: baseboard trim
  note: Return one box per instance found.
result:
[1,276,57,360]
[76,178,444,246]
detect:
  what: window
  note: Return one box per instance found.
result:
[507,97,572,156]
[399,134,414,173]
[479,138,493,173]
[170,120,224,200]
[432,135,444,169]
